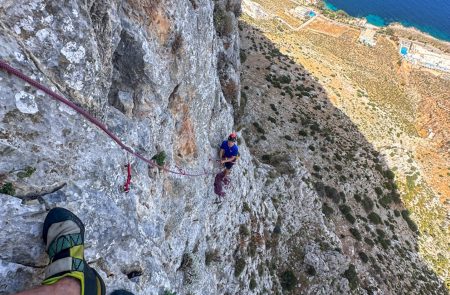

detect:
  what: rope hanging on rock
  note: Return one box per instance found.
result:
[0,59,213,178]
[123,162,132,193]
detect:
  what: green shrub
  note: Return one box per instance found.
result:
[239,224,250,236]
[279,75,291,84]
[248,240,257,257]
[350,228,362,240]
[268,116,277,124]
[339,204,351,215]
[17,166,36,179]
[234,258,246,277]
[345,213,356,224]
[299,130,308,136]
[249,276,257,290]
[379,195,392,208]
[253,122,265,134]
[306,264,316,276]
[262,154,271,162]
[354,194,362,202]
[374,187,383,196]
[310,123,321,132]
[213,8,234,36]
[0,183,15,196]
[358,252,369,263]
[324,186,340,203]
[279,270,297,291]
[205,250,220,266]
[258,264,264,276]
[240,50,247,63]
[242,202,251,213]
[378,238,391,249]
[364,237,374,246]
[376,228,385,238]
[322,203,334,217]
[368,212,382,224]
[401,210,418,233]
[362,196,374,212]
[284,135,293,141]
[384,170,395,180]
[313,165,321,172]
[343,264,359,290]
[163,290,177,295]
[152,151,167,166]
[391,192,402,204]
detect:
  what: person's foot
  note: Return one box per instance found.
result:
[42,207,105,295]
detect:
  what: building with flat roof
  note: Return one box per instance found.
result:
[290,6,317,19]
[399,40,450,73]
[359,28,377,47]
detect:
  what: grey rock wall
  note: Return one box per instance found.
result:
[0,0,249,294]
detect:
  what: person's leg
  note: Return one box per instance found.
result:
[14,277,80,295]
[223,162,234,178]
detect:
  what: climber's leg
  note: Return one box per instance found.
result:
[14,277,80,295]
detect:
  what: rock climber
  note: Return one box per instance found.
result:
[219,132,239,180]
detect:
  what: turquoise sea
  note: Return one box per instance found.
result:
[324,0,450,41]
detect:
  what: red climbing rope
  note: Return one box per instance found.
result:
[0,60,212,177]
[123,163,132,193]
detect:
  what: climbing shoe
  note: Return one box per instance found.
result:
[42,207,105,295]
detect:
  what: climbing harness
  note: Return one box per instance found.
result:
[0,60,214,181]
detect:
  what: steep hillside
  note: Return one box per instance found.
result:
[238,0,449,291]
[237,21,447,294]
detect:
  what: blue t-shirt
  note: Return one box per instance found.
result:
[221,140,238,158]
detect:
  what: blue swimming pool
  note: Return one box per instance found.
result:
[400,47,408,55]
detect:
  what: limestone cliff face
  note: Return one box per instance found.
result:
[0,0,246,294]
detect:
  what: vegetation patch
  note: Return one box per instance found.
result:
[17,166,36,179]
[401,210,418,233]
[253,122,266,134]
[249,275,257,290]
[322,203,334,217]
[242,202,251,213]
[362,196,374,212]
[368,212,382,224]
[279,269,297,291]
[0,183,15,196]
[205,249,220,266]
[350,228,362,241]
[239,224,250,236]
[358,252,369,263]
[152,151,167,166]
[342,264,359,290]
[234,257,246,277]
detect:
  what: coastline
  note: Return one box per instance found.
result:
[320,0,450,45]
[388,23,450,52]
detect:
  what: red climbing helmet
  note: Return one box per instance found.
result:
[228,132,237,142]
